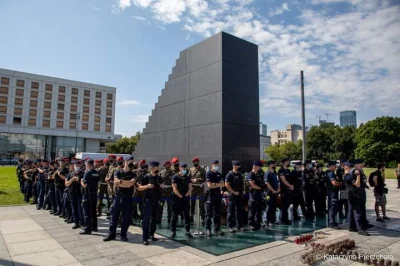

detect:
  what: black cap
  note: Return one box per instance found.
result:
[281,158,290,163]
[149,161,159,167]
[179,162,187,168]
[86,159,94,165]
[232,160,241,166]
[211,160,219,164]
[344,162,353,167]
[253,160,262,167]
[267,160,276,166]
[327,161,336,166]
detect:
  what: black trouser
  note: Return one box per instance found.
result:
[19,176,24,193]
[24,180,32,201]
[205,197,221,231]
[338,199,348,218]
[142,198,158,241]
[70,194,83,226]
[360,189,368,228]
[43,182,51,209]
[55,186,64,214]
[82,193,98,232]
[171,195,190,232]
[315,189,326,216]
[109,194,132,237]
[305,186,317,218]
[32,181,38,203]
[248,199,262,229]
[348,199,363,230]
[48,188,57,212]
[158,197,172,223]
[292,191,307,218]
[280,193,291,222]
[328,192,339,226]
[267,194,278,223]
[227,194,244,229]
[397,176,400,188]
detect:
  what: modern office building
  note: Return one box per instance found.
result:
[340,110,357,128]
[259,122,270,160]
[270,124,304,145]
[0,68,116,159]
[260,122,267,136]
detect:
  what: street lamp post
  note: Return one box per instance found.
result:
[74,113,80,155]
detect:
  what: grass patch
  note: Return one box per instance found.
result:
[0,166,28,206]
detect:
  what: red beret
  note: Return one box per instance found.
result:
[192,157,199,163]
[108,154,116,159]
[116,156,124,161]
[163,161,171,166]
[139,160,146,165]
[103,158,109,164]
[171,157,179,164]
[94,160,102,163]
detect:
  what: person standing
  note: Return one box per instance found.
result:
[336,159,348,219]
[170,162,193,238]
[189,157,206,224]
[104,159,136,241]
[303,160,317,220]
[277,158,294,225]
[373,163,390,222]
[265,161,280,227]
[247,161,266,231]
[54,161,68,216]
[326,161,342,229]
[396,162,400,189]
[315,164,327,217]
[292,162,307,220]
[205,160,225,236]
[158,161,174,224]
[47,161,58,214]
[16,159,24,193]
[225,160,245,232]
[66,160,84,229]
[23,160,35,203]
[137,161,160,245]
[96,158,110,217]
[105,154,118,217]
[36,160,49,210]
[80,159,100,235]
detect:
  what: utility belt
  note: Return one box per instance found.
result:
[192,184,203,187]
[163,185,172,188]
[99,182,107,185]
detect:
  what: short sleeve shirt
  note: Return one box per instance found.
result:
[206,170,222,199]
[265,171,279,190]
[172,174,191,195]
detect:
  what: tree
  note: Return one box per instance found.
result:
[106,132,141,154]
[306,123,336,160]
[281,141,302,160]
[354,117,400,166]
[331,126,356,160]
[265,144,283,162]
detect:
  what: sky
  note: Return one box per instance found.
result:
[0,0,399,136]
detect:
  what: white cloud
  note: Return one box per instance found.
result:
[132,15,147,21]
[117,0,132,9]
[152,0,186,23]
[133,0,154,8]
[268,3,290,17]
[119,100,142,105]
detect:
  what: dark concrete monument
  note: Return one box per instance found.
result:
[133,32,260,174]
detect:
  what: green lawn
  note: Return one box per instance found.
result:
[0,166,28,206]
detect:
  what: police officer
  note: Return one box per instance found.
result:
[315,164,327,217]
[225,160,245,232]
[189,157,206,224]
[352,159,369,229]
[170,162,193,238]
[133,160,148,220]
[373,163,389,222]
[292,162,307,220]
[265,161,280,227]
[95,159,109,217]
[105,154,118,216]
[104,159,136,241]
[205,160,224,236]
[16,159,24,193]
[278,158,294,225]
[47,161,58,214]
[66,160,84,228]
[54,161,68,216]
[32,159,41,205]
[61,162,74,223]
[345,162,369,236]
[23,160,35,203]
[158,161,173,224]
[43,161,53,211]
[326,161,342,229]
[137,161,160,245]
[396,162,400,189]
[247,161,266,231]
[336,159,348,219]
[36,160,49,210]
[80,159,100,235]
[303,160,317,220]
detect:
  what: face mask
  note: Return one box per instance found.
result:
[307,164,312,169]
[173,164,179,168]
[74,167,80,172]
[182,169,187,175]
[272,166,276,170]
[193,163,199,167]
[118,161,123,166]
[166,167,171,170]
[142,166,148,169]
[213,166,219,171]
[128,163,134,168]
[154,170,159,174]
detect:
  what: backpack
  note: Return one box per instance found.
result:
[368,171,376,187]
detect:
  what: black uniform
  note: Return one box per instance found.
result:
[81,168,100,233]
[171,173,191,233]
[303,167,317,219]
[205,170,223,232]
[67,170,84,227]
[315,170,327,216]
[336,166,348,218]
[292,167,307,220]
[247,171,266,229]
[225,171,245,230]
[277,167,293,223]
[141,173,159,242]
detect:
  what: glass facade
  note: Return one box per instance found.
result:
[0,133,85,159]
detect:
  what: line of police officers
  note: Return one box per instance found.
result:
[17,155,374,247]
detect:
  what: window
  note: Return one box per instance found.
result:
[71,96,77,103]
[57,112,64,119]
[0,87,9,94]
[70,113,77,119]
[106,109,112,116]
[71,88,78,95]
[45,93,52,100]
[96,91,102,98]
[0,106,6,113]
[1,77,10,85]
[83,106,89,113]
[28,118,36,126]
[56,121,63,128]
[94,124,100,131]
[70,105,77,111]
[16,89,24,96]
[43,111,51,118]
[0,116,5,124]
[42,120,50,127]
[95,108,101,114]
[13,117,21,124]
[95,100,101,106]
[82,114,89,121]
[100,142,105,148]
[30,100,37,107]
[58,94,65,101]
[44,102,51,109]
[107,101,112,108]
[15,98,23,105]
[58,103,64,110]
[82,123,88,130]
[14,107,22,115]
[107,93,113,100]
[106,125,112,132]
[106,117,112,124]
[45,84,53,91]
[16,80,25,87]
[0,96,7,104]
[29,109,37,116]
[94,116,100,123]
[59,86,66,93]
[84,90,90,97]
[84,98,90,105]
[30,91,38,98]
[31,82,39,89]
[69,122,76,129]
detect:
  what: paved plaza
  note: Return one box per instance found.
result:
[1,180,400,266]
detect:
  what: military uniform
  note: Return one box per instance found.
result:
[158,166,174,224]
[189,165,206,223]
[80,163,100,234]
[97,164,110,216]
[315,167,327,217]
[133,167,148,219]
[36,163,49,210]
[106,163,119,213]
[225,161,245,231]
[265,163,280,226]
[54,166,68,216]
[16,161,24,193]
[47,165,57,214]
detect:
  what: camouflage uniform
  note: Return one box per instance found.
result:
[106,164,119,212]
[97,165,110,216]
[133,168,148,219]
[189,166,206,222]
[157,168,174,224]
